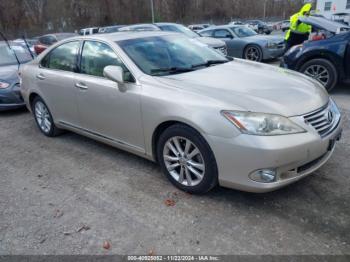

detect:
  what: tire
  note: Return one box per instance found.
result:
[31,96,63,137]
[299,58,338,92]
[265,30,271,35]
[157,124,218,194]
[243,45,263,62]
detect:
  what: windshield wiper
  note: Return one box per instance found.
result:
[191,59,229,69]
[150,67,194,75]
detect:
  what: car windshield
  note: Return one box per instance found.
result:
[231,27,257,37]
[158,24,199,38]
[0,43,32,66]
[117,35,228,76]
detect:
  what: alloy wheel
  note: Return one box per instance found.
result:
[304,64,329,87]
[34,101,52,133]
[245,46,261,61]
[163,136,205,187]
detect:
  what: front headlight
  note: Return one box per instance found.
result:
[221,111,306,136]
[287,44,303,54]
[0,81,10,89]
[266,42,278,49]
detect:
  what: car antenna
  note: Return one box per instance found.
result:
[22,33,35,59]
[0,31,21,70]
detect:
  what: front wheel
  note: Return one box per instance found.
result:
[157,124,218,194]
[299,58,338,91]
[244,45,263,62]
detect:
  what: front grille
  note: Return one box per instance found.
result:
[303,101,340,138]
[215,46,227,56]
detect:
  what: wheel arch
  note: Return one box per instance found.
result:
[296,52,344,79]
[151,120,204,163]
[29,92,40,110]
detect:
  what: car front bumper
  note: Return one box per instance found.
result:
[205,116,342,193]
[0,83,26,111]
[263,47,285,60]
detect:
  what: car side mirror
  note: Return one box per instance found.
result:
[103,65,124,84]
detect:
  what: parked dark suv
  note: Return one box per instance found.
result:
[246,20,272,35]
[281,17,350,91]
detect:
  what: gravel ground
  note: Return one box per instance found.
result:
[0,82,349,255]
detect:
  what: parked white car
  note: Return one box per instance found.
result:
[79,27,99,36]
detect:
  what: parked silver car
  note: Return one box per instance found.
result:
[118,23,227,55]
[20,32,342,193]
[199,25,284,61]
[155,23,227,55]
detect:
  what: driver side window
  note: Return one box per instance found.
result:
[80,41,134,82]
[213,29,232,39]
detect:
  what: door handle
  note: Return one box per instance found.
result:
[75,82,88,90]
[36,73,46,80]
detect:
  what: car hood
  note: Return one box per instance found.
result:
[0,64,19,83]
[243,34,284,43]
[156,59,328,117]
[196,37,226,48]
[299,16,350,33]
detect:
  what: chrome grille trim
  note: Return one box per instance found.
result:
[303,101,341,138]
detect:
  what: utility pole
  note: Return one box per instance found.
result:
[263,0,268,19]
[150,0,155,23]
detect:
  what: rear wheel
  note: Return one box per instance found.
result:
[299,58,338,91]
[244,45,263,62]
[157,124,218,194]
[32,96,63,137]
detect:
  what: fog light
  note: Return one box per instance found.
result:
[249,169,277,183]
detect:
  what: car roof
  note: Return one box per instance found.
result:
[155,22,179,26]
[67,31,179,42]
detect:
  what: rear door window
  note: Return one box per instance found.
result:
[41,41,80,72]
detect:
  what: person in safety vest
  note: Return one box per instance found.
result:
[285,3,312,51]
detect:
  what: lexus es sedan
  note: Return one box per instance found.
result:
[20,32,342,194]
[282,16,350,91]
[199,25,284,62]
